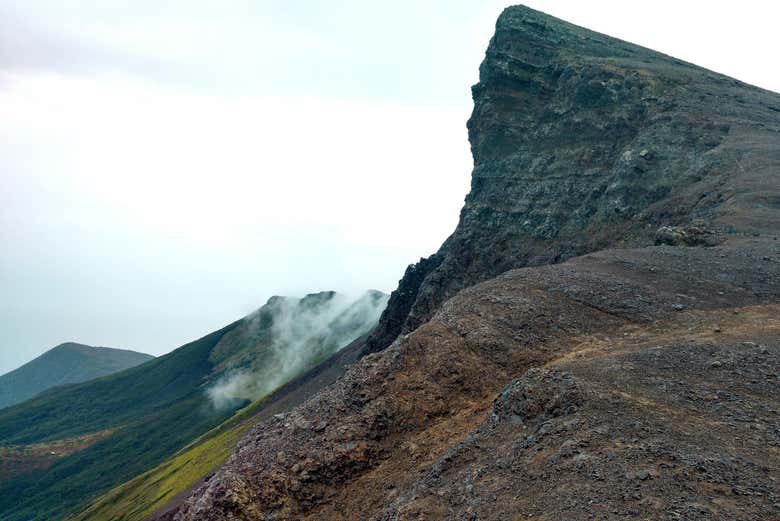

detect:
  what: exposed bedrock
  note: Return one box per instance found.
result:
[367,4,780,351]
[159,5,780,520]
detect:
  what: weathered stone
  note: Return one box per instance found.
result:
[159,6,780,521]
[369,4,780,351]
[655,225,719,247]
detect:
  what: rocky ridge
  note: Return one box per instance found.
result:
[366,4,780,352]
[160,239,780,520]
[158,5,780,521]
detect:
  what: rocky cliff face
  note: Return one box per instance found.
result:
[367,4,780,351]
[157,6,780,520]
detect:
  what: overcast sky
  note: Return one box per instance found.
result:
[1,1,778,374]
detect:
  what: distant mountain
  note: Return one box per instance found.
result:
[0,290,387,521]
[0,343,154,410]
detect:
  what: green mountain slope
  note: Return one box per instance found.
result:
[68,330,373,521]
[0,343,154,410]
[0,290,387,521]
[69,399,258,521]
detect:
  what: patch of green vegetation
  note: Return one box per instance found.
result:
[67,411,254,521]
[0,291,386,521]
[0,429,115,481]
[0,322,239,446]
[0,322,244,521]
[67,385,282,521]
[0,343,154,410]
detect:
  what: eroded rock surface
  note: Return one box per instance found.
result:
[159,238,780,520]
[367,4,780,351]
[156,5,780,521]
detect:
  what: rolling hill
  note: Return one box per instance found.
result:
[0,343,153,410]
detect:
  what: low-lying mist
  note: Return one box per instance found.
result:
[206,290,388,410]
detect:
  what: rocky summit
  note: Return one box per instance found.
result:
[366,4,780,352]
[159,5,779,521]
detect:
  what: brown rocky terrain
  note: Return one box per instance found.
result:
[158,238,779,520]
[155,5,779,521]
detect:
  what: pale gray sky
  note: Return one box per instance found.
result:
[2,1,778,374]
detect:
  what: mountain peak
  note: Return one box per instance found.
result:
[366,3,780,353]
[156,7,780,513]
[50,342,90,351]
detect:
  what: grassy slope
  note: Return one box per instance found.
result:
[69,330,379,521]
[0,429,115,481]
[0,324,236,446]
[0,292,386,521]
[67,407,255,521]
[0,322,242,521]
[66,344,357,521]
[0,343,154,410]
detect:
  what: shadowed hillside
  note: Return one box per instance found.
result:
[0,343,153,410]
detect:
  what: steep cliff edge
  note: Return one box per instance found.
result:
[158,5,780,521]
[367,4,780,351]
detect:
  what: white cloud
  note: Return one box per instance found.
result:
[0,70,472,372]
[1,71,471,250]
